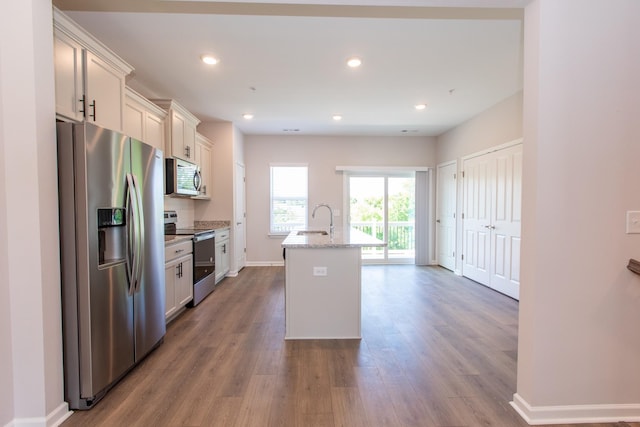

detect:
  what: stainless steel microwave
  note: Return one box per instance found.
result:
[165,157,201,196]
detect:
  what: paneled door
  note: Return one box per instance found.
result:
[462,143,522,300]
[462,154,492,286]
[234,162,246,273]
[436,161,457,271]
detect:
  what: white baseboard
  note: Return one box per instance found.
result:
[511,393,640,425]
[4,402,72,427]
[246,261,284,267]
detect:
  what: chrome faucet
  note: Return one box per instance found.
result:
[312,204,334,236]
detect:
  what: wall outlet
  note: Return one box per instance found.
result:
[626,211,640,234]
[313,266,327,276]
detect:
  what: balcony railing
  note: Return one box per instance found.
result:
[351,221,415,259]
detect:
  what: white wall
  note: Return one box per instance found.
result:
[435,91,523,273]
[195,121,245,274]
[513,0,640,423]
[0,1,69,425]
[436,91,523,163]
[195,122,237,222]
[244,135,437,263]
[0,11,14,422]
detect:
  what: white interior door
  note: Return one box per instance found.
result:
[234,163,246,273]
[462,155,492,285]
[462,143,522,300]
[436,162,457,271]
[489,145,522,299]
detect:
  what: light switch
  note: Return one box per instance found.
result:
[626,211,640,234]
[333,209,341,217]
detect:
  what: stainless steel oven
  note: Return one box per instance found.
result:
[190,230,215,306]
[164,211,216,306]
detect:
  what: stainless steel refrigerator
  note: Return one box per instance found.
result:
[57,122,166,409]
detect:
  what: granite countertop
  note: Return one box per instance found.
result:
[281,227,386,249]
[194,220,231,230]
[164,235,193,244]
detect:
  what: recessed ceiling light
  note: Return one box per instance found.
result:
[201,54,219,65]
[332,115,342,121]
[243,113,254,120]
[346,57,362,68]
[415,104,427,110]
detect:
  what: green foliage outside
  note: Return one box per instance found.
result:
[350,180,415,250]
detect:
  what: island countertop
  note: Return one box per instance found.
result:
[282,227,386,249]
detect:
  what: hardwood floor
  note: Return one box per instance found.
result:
[62,266,639,427]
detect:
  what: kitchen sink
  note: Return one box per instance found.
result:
[296,230,328,236]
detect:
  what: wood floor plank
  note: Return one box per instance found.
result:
[353,366,404,427]
[61,265,640,427]
[233,374,278,427]
[330,386,369,427]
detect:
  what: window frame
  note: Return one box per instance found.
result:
[269,164,309,236]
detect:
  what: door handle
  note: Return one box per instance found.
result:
[89,100,96,121]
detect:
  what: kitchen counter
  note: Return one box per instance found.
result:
[194,220,231,230]
[281,227,386,248]
[164,235,193,244]
[282,228,385,340]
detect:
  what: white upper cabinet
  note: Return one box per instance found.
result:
[124,87,167,152]
[53,30,83,122]
[193,133,213,200]
[152,99,200,162]
[53,7,133,132]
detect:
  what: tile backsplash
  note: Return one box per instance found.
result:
[164,196,194,228]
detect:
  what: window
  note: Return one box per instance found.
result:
[347,173,416,263]
[270,165,308,234]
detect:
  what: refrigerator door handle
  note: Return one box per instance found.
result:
[131,173,145,293]
[126,173,138,296]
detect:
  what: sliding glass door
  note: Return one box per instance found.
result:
[348,174,415,263]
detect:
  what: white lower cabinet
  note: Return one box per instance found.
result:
[165,239,193,322]
[214,228,230,283]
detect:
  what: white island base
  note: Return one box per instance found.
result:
[285,246,362,339]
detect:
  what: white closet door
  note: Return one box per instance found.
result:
[462,155,492,285]
[462,143,522,300]
[436,162,457,271]
[490,145,522,299]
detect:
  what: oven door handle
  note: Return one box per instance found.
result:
[193,231,215,242]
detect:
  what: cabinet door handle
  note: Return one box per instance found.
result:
[185,145,190,158]
[89,100,96,121]
[78,95,86,118]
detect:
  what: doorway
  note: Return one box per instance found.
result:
[462,142,522,300]
[436,161,457,271]
[347,174,416,264]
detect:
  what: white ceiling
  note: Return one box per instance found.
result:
[55,0,526,136]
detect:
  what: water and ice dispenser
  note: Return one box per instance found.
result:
[97,208,126,266]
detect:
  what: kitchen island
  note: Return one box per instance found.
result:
[282,228,386,339]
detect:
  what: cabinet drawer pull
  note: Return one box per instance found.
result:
[174,248,184,254]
